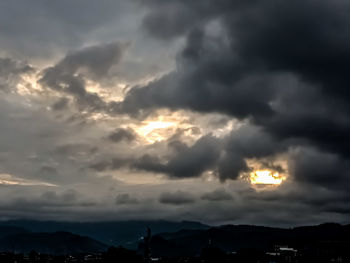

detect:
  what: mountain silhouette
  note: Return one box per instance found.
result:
[0,231,108,254]
[150,223,350,256]
[0,220,209,247]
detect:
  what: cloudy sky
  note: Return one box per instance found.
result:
[0,0,350,226]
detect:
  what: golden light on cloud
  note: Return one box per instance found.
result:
[250,170,285,185]
[131,111,196,144]
[139,121,174,136]
[137,120,175,143]
[0,173,56,186]
[16,73,43,96]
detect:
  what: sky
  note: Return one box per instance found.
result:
[0,0,350,226]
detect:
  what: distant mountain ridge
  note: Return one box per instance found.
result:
[0,225,29,238]
[0,220,209,247]
[1,220,349,256]
[0,231,107,254]
[151,223,350,256]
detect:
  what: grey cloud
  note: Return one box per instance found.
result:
[115,0,350,190]
[115,193,139,205]
[216,125,284,181]
[162,135,221,178]
[0,0,135,60]
[0,189,90,214]
[90,125,284,182]
[50,42,128,79]
[133,135,221,179]
[0,94,101,185]
[142,2,202,40]
[139,0,252,40]
[135,0,350,116]
[39,42,127,114]
[41,189,78,203]
[89,161,113,172]
[238,182,350,222]
[51,97,70,111]
[89,157,131,172]
[289,147,350,189]
[117,62,276,119]
[40,166,57,175]
[159,191,195,205]
[167,139,189,153]
[108,128,136,143]
[54,143,98,157]
[0,57,33,91]
[201,188,233,201]
[132,154,165,173]
[2,0,350,226]
[160,125,282,182]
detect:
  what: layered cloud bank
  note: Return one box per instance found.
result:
[0,0,349,225]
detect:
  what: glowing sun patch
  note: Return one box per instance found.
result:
[250,170,285,185]
[137,121,175,143]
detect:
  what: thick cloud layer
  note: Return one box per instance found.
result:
[39,42,127,113]
[117,0,350,189]
[201,188,233,201]
[159,191,196,205]
[0,0,350,225]
[0,58,33,91]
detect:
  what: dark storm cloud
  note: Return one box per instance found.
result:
[289,147,350,190]
[39,42,127,113]
[139,0,253,40]
[2,0,350,225]
[201,188,233,201]
[90,135,222,178]
[123,0,350,120]
[115,0,350,188]
[159,191,195,205]
[217,125,284,181]
[117,49,276,119]
[237,183,350,223]
[133,135,222,179]
[90,125,284,181]
[159,135,221,178]
[107,128,136,143]
[141,2,202,40]
[196,185,340,225]
[149,125,281,181]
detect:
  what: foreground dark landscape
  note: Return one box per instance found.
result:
[0,220,349,262]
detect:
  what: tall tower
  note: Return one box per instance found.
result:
[143,227,152,263]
